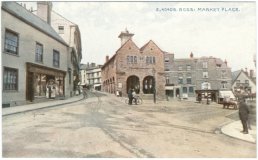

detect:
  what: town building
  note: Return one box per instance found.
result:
[232,69,256,97]
[1,2,77,107]
[101,29,166,99]
[164,52,232,102]
[36,2,82,97]
[80,63,102,91]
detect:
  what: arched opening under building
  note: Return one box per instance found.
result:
[143,76,154,94]
[126,75,140,94]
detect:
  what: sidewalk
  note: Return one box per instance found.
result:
[221,120,256,143]
[2,95,84,116]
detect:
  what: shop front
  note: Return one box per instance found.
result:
[26,63,66,102]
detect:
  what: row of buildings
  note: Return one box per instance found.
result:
[98,29,256,102]
[2,2,82,107]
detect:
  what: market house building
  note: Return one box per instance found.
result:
[101,29,166,99]
[2,2,70,107]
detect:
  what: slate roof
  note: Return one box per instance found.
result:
[2,2,68,46]
[232,70,242,82]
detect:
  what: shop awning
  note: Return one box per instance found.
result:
[219,91,236,99]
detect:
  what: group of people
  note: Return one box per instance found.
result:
[127,88,137,105]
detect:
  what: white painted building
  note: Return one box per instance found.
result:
[80,63,102,91]
[232,70,256,95]
[35,2,82,97]
[1,2,72,107]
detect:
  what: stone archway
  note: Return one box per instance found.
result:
[126,75,140,94]
[143,76,154,94]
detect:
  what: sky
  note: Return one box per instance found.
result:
[22,1,256,71]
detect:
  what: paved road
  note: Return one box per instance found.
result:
[2,92,256,158]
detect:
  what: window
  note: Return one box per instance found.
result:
[58,26,64,34]
[178,74,183,84]
[221,81,228,89]
[166,77,170,84]
[245,80,249,85]
[4,29,19,55]
[178,66,183,71]
[165,57,169,62]
[35,42,43,62]
[221,70,226,78]
[53,50,60,67]
[183,87,187,93]
[203,62,208,68]
[127,56,137,64]
[189,87,194,93]
[186,65,191,71]
[3,67,18,90]
[146,56,155,64]
[203,72,208,78]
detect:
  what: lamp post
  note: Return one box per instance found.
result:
[152,68,156,103]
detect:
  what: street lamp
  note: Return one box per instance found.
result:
[152,68,156,103]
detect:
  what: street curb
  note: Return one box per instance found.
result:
[219,120,256,144]
[2,97,85,117]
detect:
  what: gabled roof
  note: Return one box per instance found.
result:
[102,39,139,69]
[2,2,68,46]
[140,40,163,53]
[232,70,256,85]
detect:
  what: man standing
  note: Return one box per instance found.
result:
[238,97,250,134]
[128,89,133,105]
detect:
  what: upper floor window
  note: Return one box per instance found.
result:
[53,50,60,67]
[4,29,19,55]
[221,70,226,78]
[245,80,249,85]
[178,74,183,84]
[203,62,208,69]
[178,66,183,71]
[166,77,170,84]
[146,56,156,64]
[186,74,192,84]
[164,57,169,63]
[3,67,18,91]
[203,71,208,78]
[127,56,137,64]
[35,42,43,63]
[221,81,228,89]
[186,65,191,71]
[58,26,64,34]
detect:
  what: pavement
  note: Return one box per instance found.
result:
[2,92,256,144]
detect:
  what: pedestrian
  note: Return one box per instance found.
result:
[82,86,88,99]
[238,97,250,134]
[132,89,136,104]
[128,89,133,105]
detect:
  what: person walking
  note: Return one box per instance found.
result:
[128,89,133,105]
[238,97,250,134]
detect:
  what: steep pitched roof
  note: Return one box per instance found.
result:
[232,70,242,82]
[102,39,139,69]
[140,40,163,54]
[2,2,68,46]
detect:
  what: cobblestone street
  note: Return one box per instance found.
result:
[2,92,256,158]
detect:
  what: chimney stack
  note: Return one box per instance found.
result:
[224,59,227,66]
[37,1,52,25]
[250,69,254,78]
[106,55,109,62]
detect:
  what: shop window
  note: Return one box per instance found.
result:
[4,29,19,55]
[3,67,18,91]
[35,42,43,63]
